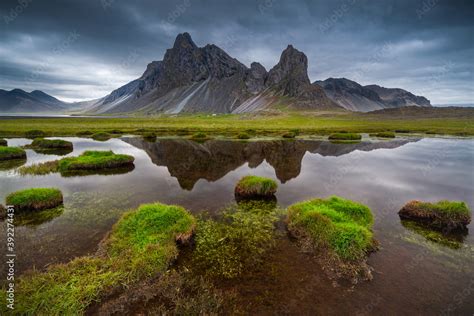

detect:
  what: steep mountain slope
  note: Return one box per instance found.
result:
[315,78,431,112]
[0,89,67,113]
[87,33,341,114]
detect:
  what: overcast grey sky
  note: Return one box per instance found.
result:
[0,0,472,104]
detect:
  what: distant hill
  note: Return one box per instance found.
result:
[314,78,431,112]
[0,89,67,113]
[363,106,474,119]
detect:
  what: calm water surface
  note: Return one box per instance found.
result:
[0,136,473,314]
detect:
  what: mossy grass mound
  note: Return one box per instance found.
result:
[287,196,375,264]
[58,150,134,173]
[92,132,113,141]
[234,175,278,199]
[30,138,73,149]
[6,188,63,213]
[399,200,471,231]
[0,202,195,315]
[193,202,277,279]
[370,131,395,138]
[0,146,26,161]
[0,138,7,146]
[25,129,46,139]
[328,133,362,141]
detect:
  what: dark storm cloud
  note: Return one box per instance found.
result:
[0,0,472,103]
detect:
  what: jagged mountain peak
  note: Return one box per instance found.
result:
[172,32,197,50]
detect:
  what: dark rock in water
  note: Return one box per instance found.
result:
[399,200,471,231]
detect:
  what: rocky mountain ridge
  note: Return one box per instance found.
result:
[314,78,431,112]
[86,33,340,114]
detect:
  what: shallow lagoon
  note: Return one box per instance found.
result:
[0,136,473,314]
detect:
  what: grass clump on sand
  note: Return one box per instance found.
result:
[30,138,73,149]
[0,146,26,161]
[58,150,134,173]
[18,160,59,175]
[234,175,278,199]
[399,200,471,231]
[0,202,195,315]
[287,196,375,269]
[328,133,362,141]
[92,132,112,141]
[0,138,7,146]
[193,202,277,279]
[25,129,46,139]
[5,188,63,213]
[370,131,395,138]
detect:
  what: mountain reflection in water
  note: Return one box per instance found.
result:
[123,138,418,190]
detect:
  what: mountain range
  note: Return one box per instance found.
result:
[314,78,431,112]
[0,89,67,113]
[0,33,432,114]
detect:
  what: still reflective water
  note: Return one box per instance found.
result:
[0,136,473,314]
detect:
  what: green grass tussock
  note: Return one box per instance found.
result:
[5,188,63,213]
[234,175,278,198]
[30,138,73,149]
[328,133,362,141]
[58,150,134,172]
[287,196,374,261]
[399,200,471,230]
[0,138,7,146]
[370,132,396,138]
[0,202,196,315]
[193,202,277,279]
[0,146,26,161]
[92,132,112,141]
